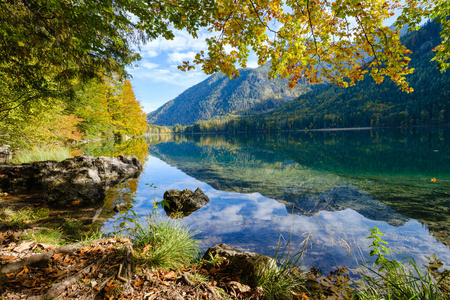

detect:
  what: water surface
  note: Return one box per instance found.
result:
[85,128,450,274]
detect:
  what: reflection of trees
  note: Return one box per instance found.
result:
[145,134,176,145]
[148,130,450,247]
[102,179,138,216]
[71,137,150,229]
[78,137,150,165]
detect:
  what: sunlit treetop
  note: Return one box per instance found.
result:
[0,0,448,111]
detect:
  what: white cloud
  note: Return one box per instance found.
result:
[130,65,208,88]
[141,62,159,69]
[168,51,198,63]
[246,60,259,69]
[143,49,159,58]
[140,29,212,58]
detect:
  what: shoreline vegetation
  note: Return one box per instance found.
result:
[0,200,449,299]
[1,132,449,299]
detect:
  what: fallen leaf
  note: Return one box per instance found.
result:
[52,253,64,260]
[133,279,144,287]
[108,264,120,270]
[44,267,56,274]
[160,281,170,286]
[22,279,37,287]
[208,267,217,275]
[163,271,177,281]
[6,273,15,278]
[94,286,101,291]
[104,284,116,292]
[16,266,29,277]
[14,241,35,252]
[71,200,81,205]
[0,256,17,261]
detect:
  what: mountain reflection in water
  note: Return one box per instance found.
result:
[99,128,450,274]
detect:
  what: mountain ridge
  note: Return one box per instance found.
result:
[146,66,312,126]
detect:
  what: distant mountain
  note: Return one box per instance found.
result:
[147,65,312,126]
[179,20,449,133]
[258,20,450,129]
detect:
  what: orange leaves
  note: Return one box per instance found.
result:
[189,0,418,92]
[16,266,29,277]
[104,278,117,292]
[163,270,178,281]
[133,279,144,287]
[57,114,84,142]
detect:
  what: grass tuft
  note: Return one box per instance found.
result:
[358,257,450,300]
[255,238,306,300]
[134,219,200,270]
[12,146,71,164]
[0,207,49,227]
[22,227,64,246]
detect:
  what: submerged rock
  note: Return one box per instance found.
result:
[163,187,209,218]
[0,154,142,206]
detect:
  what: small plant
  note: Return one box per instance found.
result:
[358,227,450,299]
[134,218,200,270]
[255,238,306,300]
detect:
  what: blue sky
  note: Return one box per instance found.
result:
[127,29,260,114]
[129,13,402,114]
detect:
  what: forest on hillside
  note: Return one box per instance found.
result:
[178,21,449,134]
[0,75,148,149]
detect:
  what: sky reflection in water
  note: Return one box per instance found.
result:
[105,150,450,275]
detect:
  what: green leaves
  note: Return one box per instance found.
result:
[367,227,391,267]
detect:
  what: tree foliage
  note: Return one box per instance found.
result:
[0,0,214,109]
[184,0,449,92]
[1,0,448,107]
[0,0,448,148]
[177,21,450,134]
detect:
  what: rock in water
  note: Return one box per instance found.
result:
[0,155,142,206]
[163,188,209,218]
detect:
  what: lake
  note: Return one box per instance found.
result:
[83,127,450,275]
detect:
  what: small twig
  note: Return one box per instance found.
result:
[181,272,195,287]
[117,263,127,282]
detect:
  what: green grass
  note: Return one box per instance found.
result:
[0,207,50,227]
[133,219,200,270]
[255,242,306,300]
[358,258,449,300]
[22,227,64,246]
[12,146,71,164]
[358,227,449,300]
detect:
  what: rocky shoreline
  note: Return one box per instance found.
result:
[0,154,142,207]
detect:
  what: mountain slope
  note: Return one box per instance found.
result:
[262,20,449,128]
[147,66,312,126]
[179,21,449,133]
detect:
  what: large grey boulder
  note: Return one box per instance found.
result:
[0,154,142,206]
[163,187,209,218]
[203,244,276,285]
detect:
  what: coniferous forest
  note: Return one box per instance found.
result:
[174,21,449,134]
